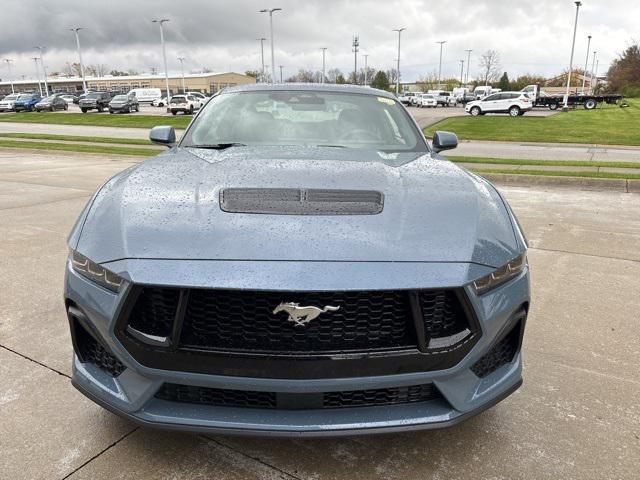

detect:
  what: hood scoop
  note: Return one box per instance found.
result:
[220,188,384,215]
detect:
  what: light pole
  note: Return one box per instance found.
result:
[581,35,592,93]
[70,28,87,92]
[589,50,597,94]
[3,59,14,94]
[465,49,473,86]
[459,60,465,87]
[352,36,359,84]
[563,1,582,111]
[363,54,369,86]
[32,57,43,96]
[593,58,599,93]
[392,28,405,94]
[257,38,266,82]
[177,57,186,93]
[152,19,171,104]
[34,46,49,96]
[260,8,282,83]
[436,41,446,89]
[320,47,327,84]
[279,65,284,83]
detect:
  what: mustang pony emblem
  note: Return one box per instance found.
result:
[273,302,340,327]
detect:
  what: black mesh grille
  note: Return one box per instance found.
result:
[419,290,469,339]
[124,287,473,355]
[179,289,416,353]
[75,321,125,377]
[155,383,442,409]
[155,383,276,409]
[128,287,179,337]
[323,384,442,408]
[471,321,521,378]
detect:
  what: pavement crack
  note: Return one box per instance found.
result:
[59,427,139,480]
[0,344,70,379]
[202,435,304,479]
[529,246,639,264]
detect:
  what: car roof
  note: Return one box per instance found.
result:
[221,82,396,99]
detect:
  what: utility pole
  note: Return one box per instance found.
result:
[563,1,582,111]
[260,8,282,83]
[3,59,14,94]
[352,36,359,84]
[320,47,327,84]
[436,41,446,89]
[593,58,599,93]
[177,57,186,93]
[34,47,49,96]
[465,49,473,86]
[392,28,405,94]
[32,57,43,96]
[70,28,87,92]
[589,50,597,94]
[581,35,592,93]
[257,38,266,82]
[279,65,284,83]
[152,19,171,103]
[459,60,465,87]
[363,54,369,86]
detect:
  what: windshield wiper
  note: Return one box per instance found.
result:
[188,143,246,150]
[314,144,348,148]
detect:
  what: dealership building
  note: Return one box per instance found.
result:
[0,71,256,96]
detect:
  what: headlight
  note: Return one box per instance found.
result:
[70,250,123,293]
[472,252,527,295]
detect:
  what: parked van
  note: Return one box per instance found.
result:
[127,88,162,103]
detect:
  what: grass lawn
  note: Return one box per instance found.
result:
[424,99,640,146]
[0,132,152,145]
[468,167,640,180]
[0,139,160,156]
[446,155,640,169]
[0,112,191,129]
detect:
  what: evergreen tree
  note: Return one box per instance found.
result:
[370,70,390,91]
[498,72,510,91]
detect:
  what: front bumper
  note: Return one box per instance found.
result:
[65,259,529,436]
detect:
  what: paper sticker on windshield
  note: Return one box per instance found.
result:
[377,97,395,105]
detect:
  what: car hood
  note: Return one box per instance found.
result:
[75,147,519,267]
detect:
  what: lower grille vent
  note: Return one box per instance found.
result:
[471,320,522,378]
[74,319,125,377]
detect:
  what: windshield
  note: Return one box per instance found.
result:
[86,93,101,99]
[42,96,56,101]
[17,94,34,100]
[4,94,18,100]
[182,90,425,152]
[112,95,127,101]
[170,96,186,103]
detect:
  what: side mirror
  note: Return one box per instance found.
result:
[149,126,176,147]
[432,131,458,153]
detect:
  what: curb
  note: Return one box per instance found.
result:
[476,172,639,193]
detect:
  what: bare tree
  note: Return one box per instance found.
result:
[386,68,398,85]
[326,68,342,83]
[479,50,501,85]
[85,64,109,77]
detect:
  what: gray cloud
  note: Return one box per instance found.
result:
[0,0,636,81]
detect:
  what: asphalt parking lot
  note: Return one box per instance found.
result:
[1,149,639,479]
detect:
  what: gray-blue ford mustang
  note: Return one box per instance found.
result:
[64,84,530,436]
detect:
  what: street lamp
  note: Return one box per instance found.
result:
[589,50,597,94]
[465,49,473,86]
[279,65,284,83]
[177,57,186,93]
[70,28,87,93]
[459,60,465,87]
[320,47,327,84]
[363,54,369,86]
[32,57,42,96]
[34,46,49,96]
[352,36,359,84]
[392,28,405,94]
[563,1,582,111]
[259,8,282,83]
[3,59,14,94]
[436,41,446,89]
[581,35,592,94]
[257,38,267,82]
[152,19,171,104]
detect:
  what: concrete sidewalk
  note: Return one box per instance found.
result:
[450,140,640,163]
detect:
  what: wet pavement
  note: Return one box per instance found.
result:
[1,150,639,479]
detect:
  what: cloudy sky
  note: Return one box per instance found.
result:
[0,0,637,82]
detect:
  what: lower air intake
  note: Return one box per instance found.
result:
[471,319,523,378]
